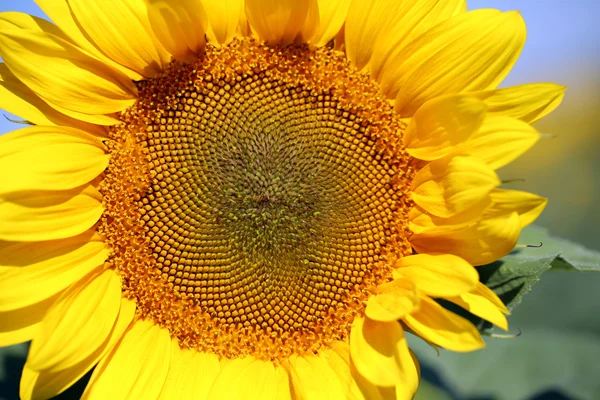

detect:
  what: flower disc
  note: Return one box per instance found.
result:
[99,39,414,360]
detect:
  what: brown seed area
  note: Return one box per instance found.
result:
[99,39,415,360]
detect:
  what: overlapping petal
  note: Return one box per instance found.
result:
[34,0,144,80]
[408,201,491,233]
[294,0,319,43]
[0,64,106,135]
[486,189,547,228]
[349,317,417,389]
[394,254,478,298]
[27,269,122,372]
[456,115,541,170]
[472,82,566,123]
[446,282,509,330]
[369,0,466,78]
[0,296,58,347]
[208,356,284,400]
[159,345,220,400]
[0,28,137,124]
[83,319,171,400]
[403,296,484,352]
[309,0,352,46]
[20,298,135,400]
[0,235,107,311]
[202,0,244,44]
[410,212,521,266]
[326,341,384,400]
[0,185,103,242]
[0,126,108,195]
[67,0,171,77]
[410,155,500,219]
[404,94,487,161]
[289,353,347,400]
[245,0,313,44]
[146,0,208,61]
[380,9,526,116]
[366,278,420,322]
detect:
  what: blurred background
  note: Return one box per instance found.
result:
[0,1,599,399]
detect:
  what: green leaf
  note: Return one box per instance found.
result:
[482,225,600,311]
[451,225,600,332]
[415,227,600,400]
[518,225,600,272]
[409,329,600,400]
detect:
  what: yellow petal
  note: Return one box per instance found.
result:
[411,155,500,218]
[0,64,106,135]
[408,206,435,235]
[344,0,395,71]
[21,298,135,400]
[208,356,280,400]
[33,0,144,80]
[189,351,222,399]
[0,11,66,38]
[380,9,526,116]
[410,212,521,266]
[202,0,244,44]
[485,189,547,228]
[404,94,486,161]
[0,28,137,122]
[274,363,292,400]
[28,269,122,372]
[83,319,171,400]
[0,126,108,195]
[326,341,384,400]
[393,349,421,400]
[349,317,416,388]
[159,344,221,400]
[289,353,346,400]
[0,236,108,311]
[472,83,566,124]
[0,230,97,267]
[295,0,320,43]
[332,21,345,51]
[245,0,312,44]
[408,199,492,234]
[370,0,466,78]
[378,386,396,399]
[40,98,122,126]
[67,0,171,77]
[0,295,58,347]
[0,185,103,242]
[403,295,484,352]
[345,0,462,71]
[0,12,119,125]
[447,282,509,331]
[394,254,478,297]
[457,115,540,170]
[146,0,208,61]
[474,281,509,314]
[158,340,185,399]
[366,278,420,322]
[309,0,352,46]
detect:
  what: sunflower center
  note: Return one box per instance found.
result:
[100,39,414,360]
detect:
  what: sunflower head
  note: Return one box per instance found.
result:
[0,1,564,399]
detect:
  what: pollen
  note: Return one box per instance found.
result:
[98,38,416,361]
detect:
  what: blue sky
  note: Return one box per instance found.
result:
[0,0,598,134]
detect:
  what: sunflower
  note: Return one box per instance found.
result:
[0,0,564,399]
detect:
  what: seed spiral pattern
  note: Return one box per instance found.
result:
[101,40,415,359]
